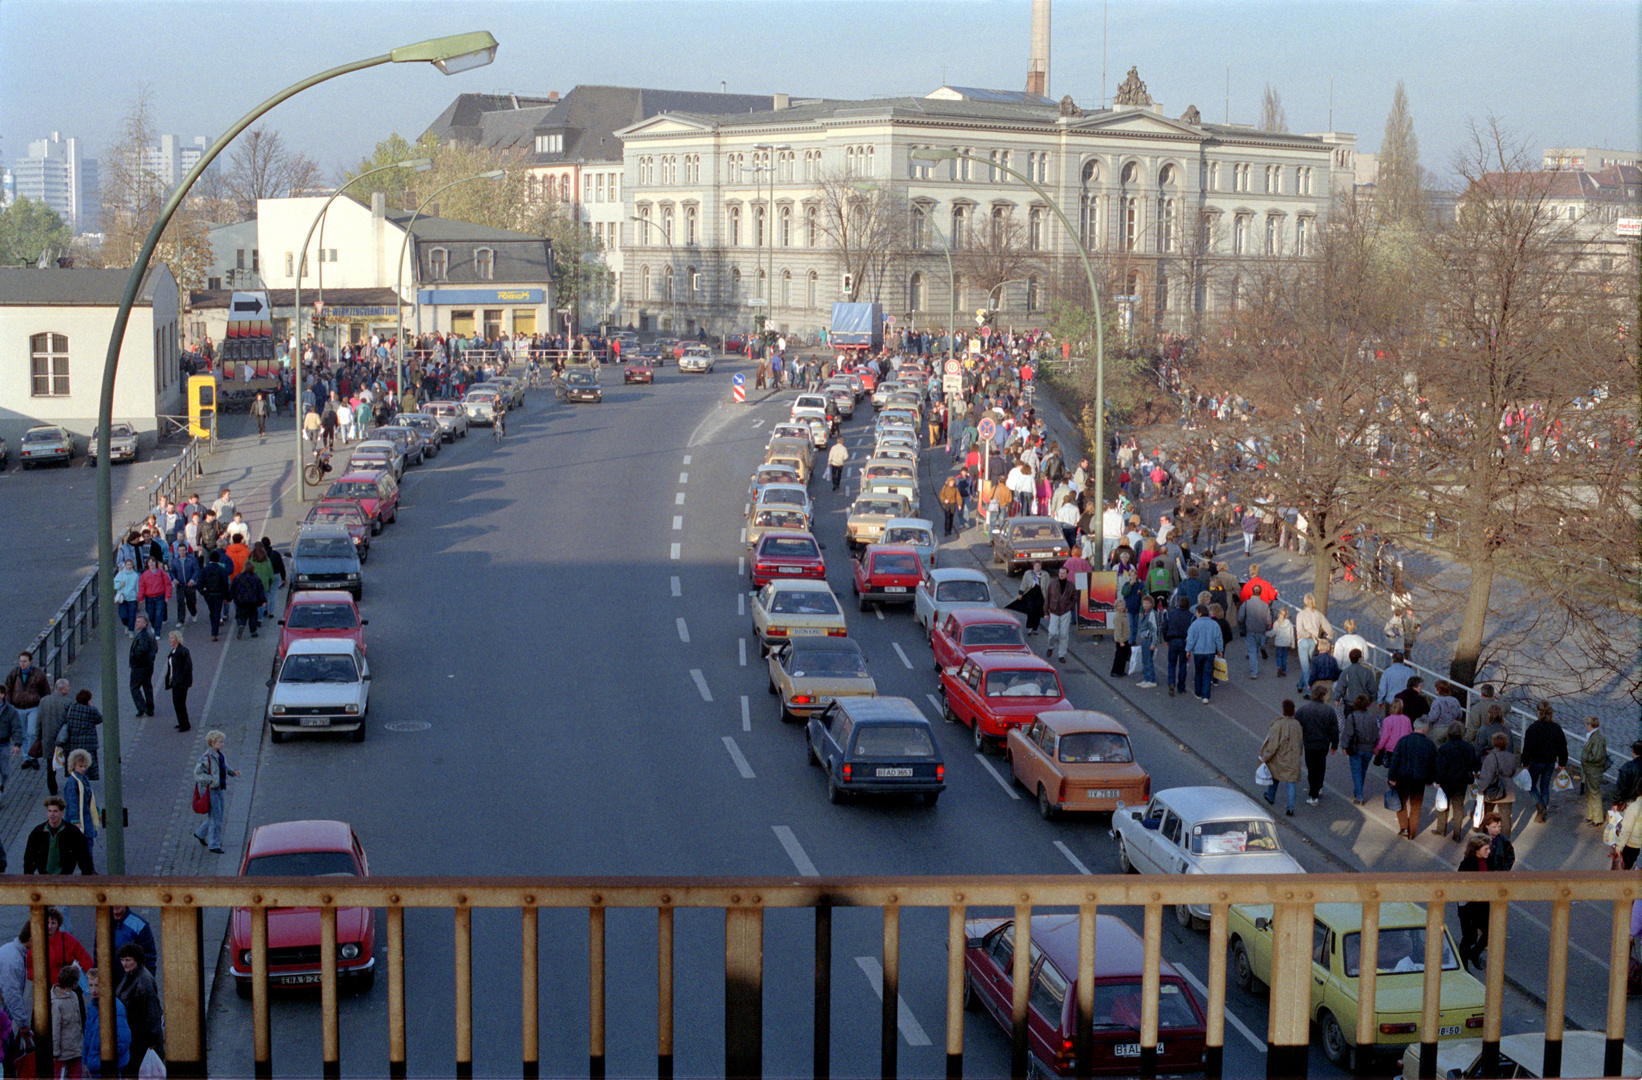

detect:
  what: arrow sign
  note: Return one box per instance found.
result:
[732,373,745,386]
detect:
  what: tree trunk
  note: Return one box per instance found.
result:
[1450,546,1494,689]
[1311,509,1334,618]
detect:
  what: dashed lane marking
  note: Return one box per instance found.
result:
[1175,964,1267,1052]
[974,753,1021,800]
[1053,840,1093,875]
[682,454,692,465]
[670,543,681,560]
[892,642,913,669]
[677,618,690,643]
[737,592,745,616]
[679,472,689,483]
[675,492,686,505]
[854,957,933,1047]
[671,576,681,597]
[739,638,747,667]
[690,669,712,702]
[741,695,751,732]
[673,515,683,530]
[722,736,756,778]
[772,825,818,876]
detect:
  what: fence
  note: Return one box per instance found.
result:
[5,872,1633,1080]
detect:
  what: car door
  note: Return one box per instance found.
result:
[1157,811,1190,875]
[1127,800,1173,875]
[1011,720,1047,791]
[933,614,960,669]
[751,585,772,636]
[948,660,982,726]
[975,923,1018,1027]
[1309,920,1333,1020]
[915,576,936,626]
[825,710,853,778]
[1314,923,1355,1032]
[1039,726,1066,798]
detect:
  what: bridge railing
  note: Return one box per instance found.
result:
[7,872,1636,1080]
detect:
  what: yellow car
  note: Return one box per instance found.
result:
[750,579,848,654]
[1227,901,1484,1069]
[766,636,876,723]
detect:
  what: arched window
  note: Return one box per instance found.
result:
[688,266,700,294]
[806,270,817,309]
[951,205,967,249]
[640,265,651,301]
[660,207,674,246]
[1080,160,1102,248]
[30,332,69,397]
[757,269,767,300]
[636,206,651,245]
[780,206,791,247]
[1026,276,1039,312]
[1121,161,1140,186]
[729,205,742,247]
[1028,208,1043,251]
[429,248,449,280]
[1296,216,1312,257]
[664,264,674,301]
[1123,198,1139,251]
[805,205,818,246]
[756,204,766,248]
[1266,215,1279,255]
[781,270,792,308]
[685,206,698,246]
[864,145,874,177]
[911,206,927,248]
[1158,163,1176,188]
[1159,199,1177,252]
[908,272,924,312]
[845,146,856,174]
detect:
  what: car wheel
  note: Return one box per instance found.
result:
[1117,838,1135,874]
[269,727,285,745]
[1037,785,1056,820]
[235,978,252,1000]
[19,461,29,471]
[941,692,959,724]
[354,967,376,994]
[1230,938,1261,993]
[827,772,844,804]
[1319,1009,1351,1068]
[962,973,983,1011]
[370,518,381,536]
[971,719,987,754]
[351,722,366,743]
[1175,904,1202,931]
[858,593,871,613]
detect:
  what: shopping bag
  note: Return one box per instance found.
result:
[1126,647,1142,676]
[1513,768,1533,792]
[1551,768,1573,792]
[1432,787,1448,813]
[1383,787,1403,812]
[1603,807,1623,847]
[1255,762,1273,786]
[1213,656,1228,682]
[1471,788,1486,829]
[138,1047,167,1078]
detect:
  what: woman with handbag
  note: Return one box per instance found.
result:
[1474,732,1521,836]
[190,731,239,854]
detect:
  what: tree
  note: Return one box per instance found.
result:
[224,126,323,219]
[98,88,214,288]
[814,169,908,305]
[953,207,1040,312]
[1377,80,1426,226]
[1260,84,1288,133]
[0,197,73,265]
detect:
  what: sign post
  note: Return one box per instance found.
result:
[943,357,963,396]
[977,416,997,526]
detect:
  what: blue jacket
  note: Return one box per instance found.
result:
[169,550,200,590]
[83,996,132,1075]
[1185,616,1224,655]
[112,910,158,975]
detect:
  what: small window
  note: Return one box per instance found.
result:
[235,249,245,270]
[1161,812,1183,846]
[252,249,260,272]
[429,248,449,281]
[1029,960,1069,1023]
[30,332,70,397]
[475,248,494,280]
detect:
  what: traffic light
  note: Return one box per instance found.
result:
[842,272,854,295]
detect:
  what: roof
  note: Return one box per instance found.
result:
[1008,914,1183,982]
[245,819,355,857]
[1037,710,1130,736]
[283,637,363,656]
[929,566,989,582]
[1153,785,1279,821]
[383,210,546,245]
[927,85,1055,106]
[0,266,168,307]
[332,470,390,482]
[968,651,1057,672]
[284,589,358,603]
[833,696,930,724]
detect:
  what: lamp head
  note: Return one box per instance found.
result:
[396,158,435,172]
[479,170,506,180]
[390,31,499,75]
[910,148,956,163]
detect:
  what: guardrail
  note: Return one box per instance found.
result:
[6,873,1634,1080]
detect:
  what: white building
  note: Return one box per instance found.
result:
[616,70,1356,339]
[0,265,182,449]
[12,132,98,233]
[141,134,211,192]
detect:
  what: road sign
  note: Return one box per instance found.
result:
[231,291,270,321]
[732,372,746,403]
[747,298,768,307]
[943,373,963,395]
[980,326,991,339]
[885,315,896,326]
[943,358,961,376]
[977,417,996,442]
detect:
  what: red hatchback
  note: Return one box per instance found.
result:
[940,651,1072,753]
[276,590,367,668]
[229,820,375,997]
[964,914,1207,1077]
[851,544,924,611]
[322,471,399,534]
[750,530,826,588]
[931,608,1030,671]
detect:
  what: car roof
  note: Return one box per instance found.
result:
[353,441,395,451]
[1304,901,1439,932]
[929,567,989,583]
[1006,516,1060,527]
[245,819,357,858]
[946,608,1016,627]
[883,517,934,532]
[969,651,1055,672]
[284,637,362,656]
[1496,1032,1642,1078]
[1151,785,1277,822]
[836,696,931,725]
[758,483,809,498]
[1025,914,1181,982]
[286,589,356,604]
[756,530,818,546]
[296,523,353,539]
[310,501,365,514]
[766,577,833,592]
[25,425,66,434]
[863,544,921,559]
[333,471,388,483]
[1036,710,1129,736]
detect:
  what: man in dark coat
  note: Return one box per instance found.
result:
[1432,721,1480,839]
[1388,719,1439,839]
[163,632,193,733]
[128,616,158,718]
[21,796,95,875]
[231,565,267,639]
[1295,685,1339,805]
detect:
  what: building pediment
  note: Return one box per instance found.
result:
[1063,109,1205,141]
[615,114,719,139]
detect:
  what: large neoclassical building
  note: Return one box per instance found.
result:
[616,70,1357,340]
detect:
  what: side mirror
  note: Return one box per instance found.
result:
[1254,917,1270,932]
[965,936,984,950]
[360,619,369,625]
[265,678,276,689]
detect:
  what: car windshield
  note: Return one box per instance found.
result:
[1342,928,1459,977]
[285,603,359,631]
[773,427,808,440]
[568,373,597,385]
[761,489,806,508]
[936,580,990,603]
[23,430,61,443]
[423,404,453,415]
[769,590,839,616]
[1190,819,1281,854]
[1059,733,1134,764]
[868,465,914,480]
[98,425,136,439]
[1090,981,1199,1030]
[761,537,819,559]
[855,500,903,516]
[883,527,933,547]
[852,724,936,758]
[962,623,1023,647]
[295,538,355,560]
[325,482,379,499]
[466,392,497,403]
[1011,523,1063,542]
[279,654,360,683]
[244,851,358,877]
[789,649,869,678]
[872,553,921,575]
[985,670,1062,698]
[758,469,799,485]
[310,508,364,528]
[755,510,807,530]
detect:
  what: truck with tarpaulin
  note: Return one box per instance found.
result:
[830,302,883,354]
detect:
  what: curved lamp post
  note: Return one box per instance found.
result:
[294,157,432,500]
[92,31,498,876]
[629,214,681,333]
[911,147,1108,550]
[392,169,505,399]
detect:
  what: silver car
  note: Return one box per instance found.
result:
[18,425,73,469]
[88,422,140,464]
[421,400,469,440]
[369,426,424,466]
[463,389,499,426]
[678,347,716,373]
[391,414,443,459]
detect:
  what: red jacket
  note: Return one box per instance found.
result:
[26,930,93,986]
[1239,576,1274,604]
[137,568,173,602]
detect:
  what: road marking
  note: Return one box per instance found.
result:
[737,557,745,576]
[1175,964,1266,1052]
[854,957,933,1046]
[673,515,683,530]
[676,618,690,643]
[737,592,745,616]
[772,826,818,877]
[675,492,686,505]
[743,502,751,516]
[739,638,747,667]
[741,695,751,732]
[722,736,756,778]
[682,454,692,465]
[875,606,884,621]
[892,642,914,669]
[679,472,689,484]
[926,693,945,715]
[670,576,681,597]
[1053,841,1093,875]
[739,527,747,544]
[690,669,712,702]
[670,543,681,560]
[975,752,1021,800]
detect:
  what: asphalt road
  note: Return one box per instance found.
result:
[199,361,1555,1079]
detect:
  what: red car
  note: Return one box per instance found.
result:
[931,608,1030,671]
[851,544,924,611]
[306,501,372,563]
[939,651,1072,753]
[623,362,654,384]
[750,530,826,588]
[229,820,375,997]
[322,471,399,534]
[276,590,367,669]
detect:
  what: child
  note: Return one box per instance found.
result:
[53,962,85,1078]
[1270,605,1295,678]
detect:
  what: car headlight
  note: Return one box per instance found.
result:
[345,704,359,714]
[339,943,361,960]
[347,572,360,580]
[270,705,286,715]
[240,950,253,966]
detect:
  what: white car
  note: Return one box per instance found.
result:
[913,567,995,630]
[1111,786,1306,927]
[679,347,715,373]
[753,482,813,529]
[266,638,370,743]
[789,394,830,419]
[769,422,813,446]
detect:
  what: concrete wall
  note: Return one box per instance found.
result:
[257,196,406,296]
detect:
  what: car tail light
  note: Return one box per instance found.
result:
[1379,1023,1417,1035]
[1142,776,1153,800]
[1465,1017,1484,1029]
[842,764,852,782]
[826,628,847,637]
[768,627,788,637]
[1059,1037,1075,1064]
[792,695,813,704]
[936,764,945,781]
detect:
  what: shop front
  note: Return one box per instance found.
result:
[416,288,546,341]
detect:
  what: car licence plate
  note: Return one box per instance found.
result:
[790,627,824,635]
[279,973,323,985]
[1114,1043,1163,1057]
[1438,1026,1461,1037]
[779,566,803,574]
[876,768,913,777]
[884,586,908,593]
[299,717,331,727]
[1087,789,1121,799]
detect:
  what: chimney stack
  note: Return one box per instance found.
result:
[1026,0,1050,98]
[774,93,790,110]
[548,90,560,103]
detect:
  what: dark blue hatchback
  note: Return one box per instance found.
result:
[806,696,946,806]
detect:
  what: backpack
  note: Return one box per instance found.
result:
[1146,561,1172,593]
[199,563,229,598]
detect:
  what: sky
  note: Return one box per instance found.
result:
[2,0,1638,188]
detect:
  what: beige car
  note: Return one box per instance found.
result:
[765,444,812,485]
[846,493,913,550]
[1006,711,1152,819]
[751,579,848,654]
[766,636,877,723]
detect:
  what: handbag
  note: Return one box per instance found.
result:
[1213,656,1229,682]
[192,783,211,815]
[1255,762,1273,786]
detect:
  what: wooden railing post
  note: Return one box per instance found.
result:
[159,903,206,1077]
[725,904,764,1080]
[1265,897,1312,1080]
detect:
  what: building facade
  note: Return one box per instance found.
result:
[0,266,181,449]
[616,71,1356,339]
[12,132,98,233]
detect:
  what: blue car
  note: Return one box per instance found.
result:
[806,697,945,806]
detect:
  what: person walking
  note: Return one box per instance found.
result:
[1134,595,1161,688]
[1581,715,1609,827]
[1293,593,1333,695]
[1455,835,1493,972]
[230,562,267,639]
[1239,589,1272,679]
[1295,685,1339,805]
[1474,732,1521,834]
[6,652,50,770]
[1043,567,1078,665]
[938,474,962,536]
[1011,562,1048,636]
[1613,798,1642,871]
[1163,595,1193,698]
[827,438,848,492]
[1259,700,1304,816]
[60,691,101,781]
[1388,719,1438,838]
[1432,721,1480,839]
[0,686,24,796]
[250,391,270,437]
[1269,605,1294,678]
[1185,603,1224,704]
[170,543,200,629]
[83,964,132,1078]
[1332,649,1378,715]
[1520,701,1569,823]
[191,730,239,853]
[128,616,157,718]
[136,556,172,637]
[22,797,96,874]
[249,544,277,621]
[1340,694,1380,806]
[198,550,230,642]
[163,632,193,733]
[63,750,98,858]
[115,944,164,1077]
[113,560,140,636]
[52,961,86,1078]
[35,677,72,795]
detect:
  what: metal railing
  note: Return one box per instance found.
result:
[7,872,1635,1080]
[26,568,98,683]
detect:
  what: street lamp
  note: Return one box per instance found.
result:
[295,157,432,501]
[629,214,682,332]
[92,30,498,876]
[988,277,1031,316]
[911,147,1108,552]
[392,169,506,400]
[749,143,789,336]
